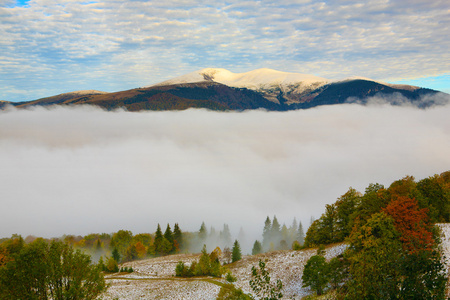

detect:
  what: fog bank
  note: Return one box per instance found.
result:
[1,102,449,242]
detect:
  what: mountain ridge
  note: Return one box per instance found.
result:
[2,68,448,111]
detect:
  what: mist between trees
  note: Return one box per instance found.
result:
[0,215,308,267]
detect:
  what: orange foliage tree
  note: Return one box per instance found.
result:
[383,196,433,254]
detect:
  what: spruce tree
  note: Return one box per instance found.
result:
[281,224,289,249]
[220,224,232,247]
[112,247,121,263]
[164,224,174,253]
[252,240,262,255]
[271,215,281,246]
[289,218,298,244]
[173,223,183,251]
[262,216,271,250]
[199,222,207,242]
[154,224,163,255]
[232,240,242,262]
[297,221,305,246]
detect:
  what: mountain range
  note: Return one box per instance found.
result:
[2,68,448,111]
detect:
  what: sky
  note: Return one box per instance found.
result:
[1,0,449,102]
[1,98,449,240]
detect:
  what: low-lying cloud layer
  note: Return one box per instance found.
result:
[1,102,449,242]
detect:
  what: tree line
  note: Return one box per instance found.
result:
[302,171,450,299]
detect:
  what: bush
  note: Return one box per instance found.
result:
[217,284,252,300]
[225,271,237,282]
[174,245,224,278]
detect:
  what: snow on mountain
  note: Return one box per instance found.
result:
[150,68,329,91]
[59,90,108,96]
[149,68,330,104]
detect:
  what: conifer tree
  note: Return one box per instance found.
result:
[232,240,242,262]
[173,223,183,251]
[271,215,281,246]
[297,222,305,246]
[112,247,121,263]
[154,224,163,255]
[252,240,262,255]
[220,224,232,247]
[199,222,207,242]
[289,218,298,244]
[164,224,174,253]
[280,224,289,249]
[262,216,271,250]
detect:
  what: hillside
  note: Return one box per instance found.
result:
[101,224,450,300]
[101,244,347,299]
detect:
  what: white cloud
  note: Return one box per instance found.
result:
[0,0,449,101]
[0,102,449,239]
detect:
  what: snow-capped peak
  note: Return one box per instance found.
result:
[149,68,329,91]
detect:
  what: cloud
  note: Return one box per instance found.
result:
[0,101,449,242]
[0,0,449,101]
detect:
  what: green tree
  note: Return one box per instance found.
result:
[197,245,211,275]
[297,221,305,246]
[0,239,106,300]
[327,256,347,290]
[173,223,183,251]
[153,224,163,255]
[199,222,207,243]
[231,240,242,263]
[123,243,138,262]
[112,247,121,263]
[302,254,329,295]
[110,230,133,256]
[334,187,360,240]
[252,240,262,255]
[344,212,402,299]
[105,257,119,273]
[271,216,281,246]
[220,224,232,247]
[47,240,106,300]
[417,174,450,222]
[249,260,283,300]
[157,237,172,256]
[262,216,271,250]
[164,224,174,253]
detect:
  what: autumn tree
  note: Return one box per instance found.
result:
[110,230,133,256]
[383,196,446,298]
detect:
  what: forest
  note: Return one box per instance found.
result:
[0,170,449,299]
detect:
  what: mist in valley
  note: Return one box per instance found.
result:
[0,97,449,253]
